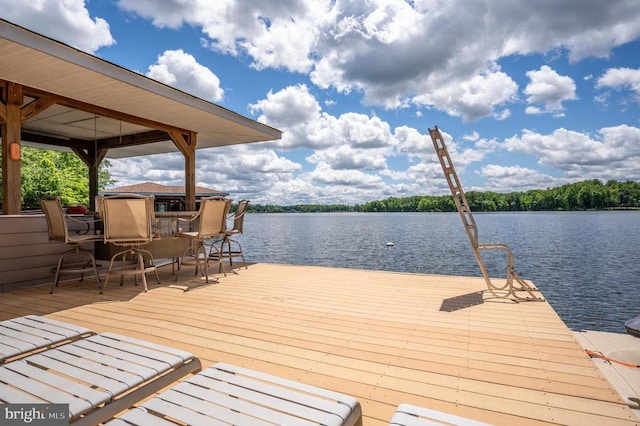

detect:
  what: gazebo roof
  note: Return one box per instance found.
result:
[0,18,282,159]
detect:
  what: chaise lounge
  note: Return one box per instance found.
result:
[389,403,492,426]
[0,315,94,363]
[107,362,362,425]
[0,331,201,425]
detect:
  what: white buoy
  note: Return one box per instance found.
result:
[386,242,394,247]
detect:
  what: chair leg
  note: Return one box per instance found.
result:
[176,240,219,284]
[104,249,132,291]
[103,252,119,291]
[138,249,160,284]
[50,250,69,294]
[85,250,103,294]
[176,241,206,282]
[136,250,149,292]
[175,245,189,282]
[208,237,227,275]
[208,242,225,278]
[198,242,211,283]
[229,238,247,270]
[215,237,246,273]
[120,251,129,286]
[49,247,103,294]
[226,238,233,267]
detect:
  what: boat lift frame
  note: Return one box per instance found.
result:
[429,126,542,302]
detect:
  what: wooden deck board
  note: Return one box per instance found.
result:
[0,262,637,425]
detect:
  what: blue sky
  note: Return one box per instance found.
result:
[3,1,640,205]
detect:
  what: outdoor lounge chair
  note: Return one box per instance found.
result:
[0,315,94,363]
[106,362,363,425]
[0,332,201,425]
[389,403,492,426]
[40,197,103,294]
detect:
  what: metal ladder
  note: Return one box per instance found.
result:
[428,126,541,302]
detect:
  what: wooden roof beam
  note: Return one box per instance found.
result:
[20,129,170,150]
[21,95,56,124]
[23,85,192,136]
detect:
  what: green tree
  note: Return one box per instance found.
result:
[1,147,115,209]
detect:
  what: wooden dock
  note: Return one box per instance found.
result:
[0,263,637,425]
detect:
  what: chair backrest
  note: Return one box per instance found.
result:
[197,197,231,238]
[231,200,250,233]
[39,197,69,243]
[97,194,155,245]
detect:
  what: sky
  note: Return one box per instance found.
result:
[2,0,640,205]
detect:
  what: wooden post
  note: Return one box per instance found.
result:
[74,145,108,212]
[184,131,197,211]
[169,130,197,211]
[1,82,23,215]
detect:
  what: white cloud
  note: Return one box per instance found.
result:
[463,131,480,142]
[146,49,224,102]
[250,85,396,156]
[412,71,518,122]
[109,83,458,204]
[503,125,640,180]
[109,144,303,205]
[596,67,640,102]
[108,154,185,187]
[493,108,512,121]
[116,0,640,116]
[0,0,114,53]
[394,126,432,159]
[7,0,640,122]
[305,162,384,188]
[477,164,560,192]
[249,85,321,130]
[306,144,389,171]
[524,65,577,116]
[119,0,327,73]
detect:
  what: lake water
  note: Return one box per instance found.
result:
[238,211,640,333]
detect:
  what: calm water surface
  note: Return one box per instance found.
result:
[238,211,640,333]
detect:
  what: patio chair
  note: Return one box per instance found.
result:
[106,362,362,426]
[97,194,160,292]
[0,332,201,426]
[210,199,250,272]
[176,196,231,283]
[40,197,103,294]
[0,315,94,363]
[389,403,492,425]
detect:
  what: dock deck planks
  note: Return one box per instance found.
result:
[0,263,637,425]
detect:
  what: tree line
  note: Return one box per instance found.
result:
[3,148,638,213]
[248,179,640,213]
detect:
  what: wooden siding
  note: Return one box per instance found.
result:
[0,215,95,291]
[0,263,636,425]
[0,214,184,292]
